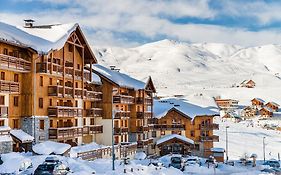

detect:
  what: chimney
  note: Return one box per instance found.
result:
[110,65,116,70]
[174,104,180,107]
[24,19,35,28]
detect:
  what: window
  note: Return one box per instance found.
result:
[40,76,43,86]
[13,119,19,129]
[83,118,86,125]
[0,72,5,80]
[39,120,44,130]
[14,74,19,82]
[84,102,86,109]
[90,118,94,125]
[3,48,8,55]
[39,98,43,108]
[152,131,157,138]
[75,82,78,88]
[14,96,19,107]
[75,101,78,107]
[49,99,52,106]
[75,119,78,126]
[190,130,195,137]
[77,64,80,70]
[69,44,73,52]
[50,120,53,127]
[49,78,52,85]
[0,96,4,105]
[0,120,4,126]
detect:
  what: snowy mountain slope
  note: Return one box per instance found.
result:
[93,39,281,105]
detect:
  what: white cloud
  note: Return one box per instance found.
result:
[2,0,281,47]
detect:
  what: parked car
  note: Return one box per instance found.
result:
[169,156,185,171]
[34,156,70,175]
[185,157,200,166]
[261,167,281,173]
[263,159,280,168]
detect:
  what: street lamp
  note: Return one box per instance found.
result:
[263,137,266,163]
[226,126,230,162]
[112,88,118,171]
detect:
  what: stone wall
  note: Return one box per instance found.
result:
[0,141,13,154]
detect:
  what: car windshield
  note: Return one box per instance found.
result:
[37,164,55,171]
[171,157,181,163]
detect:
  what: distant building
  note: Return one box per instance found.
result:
[259,107,273,118]
[215,98,239,111]
[241,106,256,118]
[240,80,256,88]
[265,102,279,112]
[251,98,265,109]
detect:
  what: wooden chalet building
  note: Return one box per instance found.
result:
[265,102,279,112]
[215,98,239,111]
[241,106,256,118]
[259,107,273,118]
[251,98,265,109]
[240,80,255,88]
[0,21,103,146]
[151,99,219,157]
[92,64,156,151]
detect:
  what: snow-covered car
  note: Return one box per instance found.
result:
[34,156,70,175]
[169,156,185,171]
[261,167,281,173]
[205,156,218,168]
[185,157,200,166]
[263,159,280,168]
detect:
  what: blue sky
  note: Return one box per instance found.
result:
[1,0,281,47]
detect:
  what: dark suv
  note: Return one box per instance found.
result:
[34,157,70,175]
[169,156,185,171]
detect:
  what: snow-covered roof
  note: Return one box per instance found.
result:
[210,147,225,153]
[156,134,194,145]
[0,21,79,53]
[0,126,11,131]
[92,72,102,84]
[153,98,219,120]
[0,135,13,142]
[92,64,147,90]
[252,98,265,103]
[10,129,34,143]
[33,141,71,155]
[267,102,279,107]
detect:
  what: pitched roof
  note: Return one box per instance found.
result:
[267,102,280,107]
[252,98,265,103]
[92,64,152,90]
[153,98,219,120]
[156,134,194,145]
[10,129,34,143]
[0,21,96,63]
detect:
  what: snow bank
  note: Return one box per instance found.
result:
[32,141,71,155]
[10,129,34,143]
[134,151,147,160]
[70,142,107,158]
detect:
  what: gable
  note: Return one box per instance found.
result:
[145,76,156,93]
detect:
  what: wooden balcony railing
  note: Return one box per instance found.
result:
[137,138,154,148]
[114,111,130,119]
[48,85,63,97]
[65,67,74,77]
[0,106,8,118]
[0,80,19,93]
[0,54,31,72]
[136,97,153,105]
[114,127,129,135]
[113,95,134,104]
[75,69,82,80]
[36,62,63,76]
[199,124,219,130]
[65,86,73,97]
[49,127,83,139]
[150,124,185,130]
[75,88,83,98]
[136,126,149,132]
[199,135,219,142]
[83,125,103,134]
[85,108,103,117]
[136,111,152,119]
[84,90,102,101]
[48,106,83,118]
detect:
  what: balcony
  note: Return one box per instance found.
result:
[65,86,73,97]
[48,106,82,118]
[0,106,8,118]
[85,108,103,117]
[83,125,103,134]
[136,111,152,119]
[65,67,74,78]
[114,111,130,119]
[113,95,134,104]
[0,80,19,93]
[48,85,63,97]
[75,88,83,98]
[136,97,153,105]
[75,69,82,80]
[199,135,219,142]
[136,126,149,132]
[84,90,102,101]
[137,138,154,148]
[0,54,31,72]
[114,127,129,135]
[199,123,219,130]
[36,62,63,76]
[49,127,83,139]
[151,124,185,130]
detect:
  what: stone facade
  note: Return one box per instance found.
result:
[0,140,13,154]
[21,116,49,143]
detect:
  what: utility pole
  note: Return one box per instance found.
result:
[263,137,266,163]
[112,89,115,171]
[226,126,229,162]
